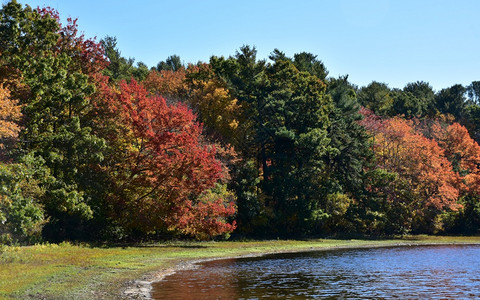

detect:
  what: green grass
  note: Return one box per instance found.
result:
[1,236,480,299]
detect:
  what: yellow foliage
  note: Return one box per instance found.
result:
[188,77,242,141]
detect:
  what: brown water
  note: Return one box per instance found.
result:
[152,244,480,299]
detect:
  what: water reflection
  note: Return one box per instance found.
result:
[152,245,480,299]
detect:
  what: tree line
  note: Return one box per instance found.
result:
[1,1,479,244]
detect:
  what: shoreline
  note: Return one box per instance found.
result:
[122,240,480,299]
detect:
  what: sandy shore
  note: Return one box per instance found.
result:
[123,254,261,299]
[123,260,200,299]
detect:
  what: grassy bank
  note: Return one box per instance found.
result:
[1,235,480,299]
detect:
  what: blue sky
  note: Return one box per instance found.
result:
[9,0,480,91]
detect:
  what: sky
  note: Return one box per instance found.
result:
[6,0,480,91]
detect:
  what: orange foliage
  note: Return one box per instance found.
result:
[0,85,22,149]
[361,110,460,211]
[432,123,480,194]
[143,68,187,102]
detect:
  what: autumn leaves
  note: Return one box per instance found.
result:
[1,1,480,244]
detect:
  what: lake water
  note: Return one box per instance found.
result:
[152,244,480,299]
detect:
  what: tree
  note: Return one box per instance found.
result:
[0,154,48,244]
[429,122,480,197]
[326,77,371,193]
[131,61,149,81]
[210,47,335,236]
[360,111,460,233]
[466,81,480,105]
[293,52,328,81]
[101,36,151,82]
[461,81,480,143]
[256,55,333,236]
[391,81,435,118]
[184,64,243,143]
[157,55,183,71]
[101,35,135,81]
[209,46,268,234]
[0,84,21,155]
[143,67,187,104]
[0,1,108,240]
[435,84,466,120]
[94,78,236,238]
[321,76,373,232]
[460,104,480,142]
[425,122,480,233]
[357,81,394,116]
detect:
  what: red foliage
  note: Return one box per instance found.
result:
[37,7,108,75]
[95,78,236,237]
[176,197,237,240]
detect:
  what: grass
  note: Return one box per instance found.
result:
[1,235,480,299]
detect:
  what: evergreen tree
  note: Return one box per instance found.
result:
[357,81,394,116]
[435,84,466,120]
[101,35,135,81]
[320,77,373,231]
[0,1,107,241]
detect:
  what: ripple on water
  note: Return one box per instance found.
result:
[152,245,480,299]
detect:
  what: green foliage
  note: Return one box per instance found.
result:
[210,47,336,236]
[293,52,329,81]
[101,36,151,82]
[325,77,372,196]
[357,81,394,116]
[210,45,268,157]
[261,57,333,236]
[310,193,352,233]
[0,155,48,244]
[101,35,135,81]
[0,1,107,241]
[461,103,480,142]
[230,160,264,235]
[348,168,397,234]
[132,61,150,81]
[392,81,435,118]
[435,84,466,119]
[441,194,480,234]
[156,55,183,71]
[466,81,480,104]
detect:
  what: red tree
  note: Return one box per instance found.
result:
[95,78,236,238]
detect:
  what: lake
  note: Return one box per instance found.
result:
[152,244,480,299]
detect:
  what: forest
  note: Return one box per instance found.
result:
[1,1,479,244]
